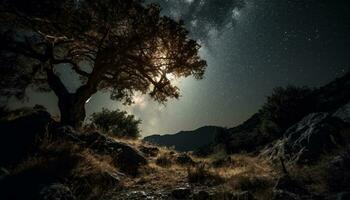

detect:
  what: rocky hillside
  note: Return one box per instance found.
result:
[0,110,276,200]
[215,71,350,155]
[144,126,224,152]
[0,72,349,200]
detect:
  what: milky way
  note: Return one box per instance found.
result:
[13,0,350,136]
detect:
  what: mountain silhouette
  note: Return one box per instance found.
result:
[143,126,224,152]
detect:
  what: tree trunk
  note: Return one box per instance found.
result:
[46,68,97,128]
[58,93,87,128]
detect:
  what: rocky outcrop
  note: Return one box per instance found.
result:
[78,131,147,175]
[262,104,350,164]
[0,110,147,176]
[52,127,147,176]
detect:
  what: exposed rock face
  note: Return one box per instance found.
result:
[39,183,76,200]
[262,111,349,164]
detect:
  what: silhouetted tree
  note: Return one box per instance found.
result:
[259,85,316,137]
[0,0,206,127]
[89,108,141,139]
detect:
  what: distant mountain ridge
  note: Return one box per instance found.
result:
[143,126,224,152]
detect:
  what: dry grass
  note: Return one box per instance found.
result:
[117,139,278,200]
[11,138,121,200]
[187,163,225,186]
[10,132,279,200]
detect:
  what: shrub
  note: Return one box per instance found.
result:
[187,164,224,186]
[89,108,141,139]
[155,155,172,167]
[259,85,316,137]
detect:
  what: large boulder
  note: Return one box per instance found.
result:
[0,110,51,166]
[262,111,349,164]
[49,126,147,175]
[76,131,147,175]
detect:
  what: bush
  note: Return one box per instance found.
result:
[89,108,141,139]
[155,155,172,167]
[187,164,224,186]
[259,85,316,137]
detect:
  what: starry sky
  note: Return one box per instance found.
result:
[11,0,350,136]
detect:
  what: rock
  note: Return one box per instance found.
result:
[0,110,51,165]
[139,145,159,157]
[57,129,147,176]
[262,112,347,164]
[176,153,195,165]
[39,183,76,200]
[333,102,350,123]
[327,148,350,193]
[171,187,191,199]
[193,190,210,200]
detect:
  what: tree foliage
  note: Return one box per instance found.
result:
[0,0,207,126]
[89,108,141,139]
[259,85,316,136]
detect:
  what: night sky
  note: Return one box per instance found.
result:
[11,0,350,136]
